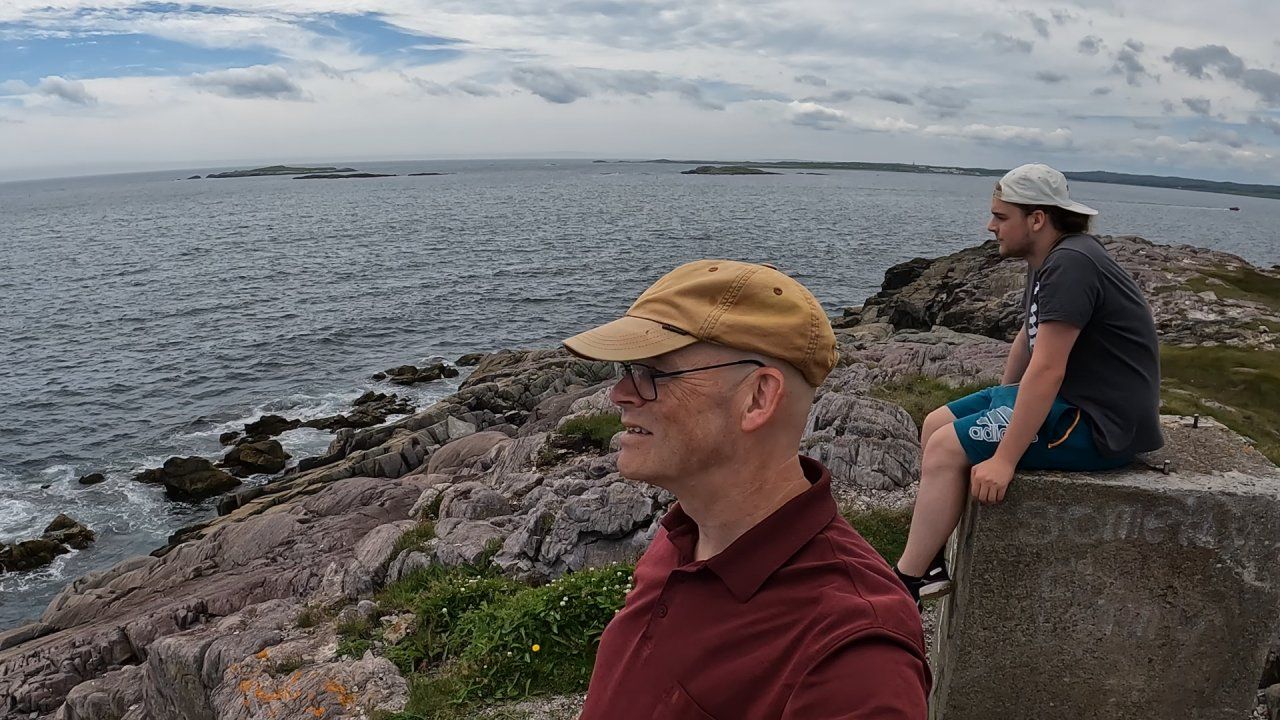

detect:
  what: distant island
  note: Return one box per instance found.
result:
[294,172,396,180]
[204,165,357,179]
[681,165,779,175]
[644,160,1280,201]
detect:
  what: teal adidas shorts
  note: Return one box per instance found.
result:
[946,384,1130,472]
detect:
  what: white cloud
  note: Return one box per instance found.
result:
[2,75,97,105]
[787,101,848,130]
[188,65,306,100]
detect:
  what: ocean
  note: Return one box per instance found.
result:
[2,158,1278,629]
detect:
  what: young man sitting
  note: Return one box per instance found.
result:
[894,163,1164,605]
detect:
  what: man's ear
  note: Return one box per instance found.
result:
[740,368,787,433]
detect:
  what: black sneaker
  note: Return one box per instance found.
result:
[894,549,953,607]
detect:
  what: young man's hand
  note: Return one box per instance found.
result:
[970,457,1015,504]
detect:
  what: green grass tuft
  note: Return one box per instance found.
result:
[335,616,376,659]
[841,507,913,565]
[868,375,990,430]
[1185,265,1280,312]
[393,520,437,557]
[555,413,624,452]
[1160,345,1280,464]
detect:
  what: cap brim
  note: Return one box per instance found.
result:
[563,315,697,362]
[1063,200,1099,216]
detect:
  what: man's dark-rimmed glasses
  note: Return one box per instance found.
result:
[616,360,765,401]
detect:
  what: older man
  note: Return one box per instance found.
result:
[564,260,929,720]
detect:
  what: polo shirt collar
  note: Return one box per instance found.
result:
[659,456,837,603]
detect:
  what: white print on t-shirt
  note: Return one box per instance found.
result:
[1027,280,1041,351]
[968,405,1039,444]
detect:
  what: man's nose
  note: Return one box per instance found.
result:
[609,375,643,407]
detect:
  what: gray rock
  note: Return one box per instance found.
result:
[77,473,106,486]
[932,416,1280,720]
[132,457,240,501]
[220,439,290,477]
[426,431,510,476]
[802,392,919,491]
[59,663,145,720]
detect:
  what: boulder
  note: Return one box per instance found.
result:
[241,414,300,441]
[931,416,1280,720]
[456,352,486,366]
[221,439,290,477]
[426,431,510,476]
[374,362,460,386]
[303,392,414,432]
[77,473,106,486]
[0,515,96,574]
[133,456,240,501]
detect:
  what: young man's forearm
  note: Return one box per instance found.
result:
[1001,327,1031,385]
[994,363,1064,465]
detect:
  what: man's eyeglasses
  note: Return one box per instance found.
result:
[616,360,765,401]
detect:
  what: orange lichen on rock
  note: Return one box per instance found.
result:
[323,679,356,708]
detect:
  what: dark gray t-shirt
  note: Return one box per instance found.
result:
[1024,234,1163,458]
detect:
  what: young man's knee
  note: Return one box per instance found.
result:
[923,424,969,465]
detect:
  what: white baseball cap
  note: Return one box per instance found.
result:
[993,163,1098,216]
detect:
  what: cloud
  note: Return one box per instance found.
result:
[801,88,854,104]
[1242,69,1280,107]
[1167,44,1280,106]
[1126,133,1273,167]
[794,74,826,87]
[510,65,725,109]
[1078,35,1104,55]
[1022,12,1050,38]
[1166,44,1245,80]
[984,32,1033,54]
[1122,39,1145,53]
[1248,115,1280,135]
[1190,127,1249,148]
[917,85,970,116]
[787,101,848,130]
[1090,86,1112,96]
[865,89,913,105]
[923,123,1074,150]
[1035,71,1068,84]
[188,65,306,100]
[1051,9,1076,25]
[1112,45,1154,86]
[1182,97,1212,115]
[1133,119,1162,130]
[412,77,499,97]
[2,76,98,105]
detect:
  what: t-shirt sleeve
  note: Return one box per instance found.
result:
[782,631,930,719]
[1036,249,1101,328]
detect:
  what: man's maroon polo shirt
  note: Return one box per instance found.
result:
[579,457,930,720]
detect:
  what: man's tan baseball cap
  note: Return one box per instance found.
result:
[563,260,838,387]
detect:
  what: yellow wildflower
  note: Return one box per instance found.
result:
[532,644,541,652]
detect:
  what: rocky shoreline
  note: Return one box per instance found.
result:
[2,236,1278,719]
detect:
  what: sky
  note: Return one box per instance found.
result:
[1,1,1279,182]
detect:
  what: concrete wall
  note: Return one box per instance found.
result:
[931,417,1280,720]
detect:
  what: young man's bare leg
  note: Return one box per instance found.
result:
[897,423,970,577]
[919,406,957,449]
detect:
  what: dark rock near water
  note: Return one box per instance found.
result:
[0,515,95,574]
[301,391,415,432]
[456,352,486,366]
[133,456,241,500]
[218,431,241,446]
[242,414,300,441]
[374,362,460,386]
[221,439,290,477]
[407,172,447,176]
[185,175,201,180]
[77,473,106,486]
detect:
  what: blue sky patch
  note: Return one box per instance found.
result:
[303,13,464,65]
[0,30,281,84]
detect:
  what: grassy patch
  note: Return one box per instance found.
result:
[295,605,322,629]
[368,563,633,718]
[869,375,990,430]
[1185,265,1280,311]
[555,414,624,452]
[335,616,376,659]
[1160,345,1280,464]
[393,520,437,557]
[841,507,912,565]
